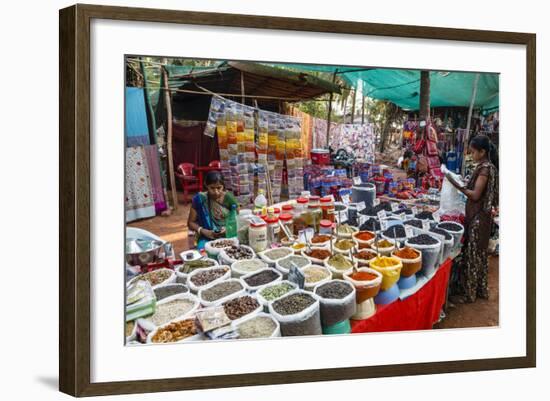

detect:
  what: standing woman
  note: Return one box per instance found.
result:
[446,135,498,303]
[187,171,238,250]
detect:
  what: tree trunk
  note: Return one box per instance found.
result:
[419,70,430,122]
[379,102,396,154]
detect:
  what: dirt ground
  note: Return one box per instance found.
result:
[128,190,499,330]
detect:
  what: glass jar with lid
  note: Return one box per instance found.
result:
[264,216,280,247]
[248,220,267,252]
[308,195,320,207]
[319,219,334,235]
[282,204,294,215]
[278,213,294,241]
[305,204,322,233]
[320,196,335,222]
[237,209,253,245]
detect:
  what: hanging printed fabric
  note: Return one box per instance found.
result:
[126,146,156,222]
[328,123,375,164]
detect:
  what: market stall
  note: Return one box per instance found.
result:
[125,174,469,344]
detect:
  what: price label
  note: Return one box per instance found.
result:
[358,215,368,226]
[353,176,362,185]
[398,213,406,221]
[380,219,388,231]
[336,211,348,224]
[404,213,413,221]
[433,209,441,222]
[288,266,305,289]
[422,220,430,231]
[341,193,351,205]
[411,206,418,215]
[373,198,380,206]
[391,202,399,212]
[356,201,366,211]
[377,210,386,220]
[298,228,315,244]
[405,226,414,238]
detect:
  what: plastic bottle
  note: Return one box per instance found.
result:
[225,205,238,238]
[254,189,268,214]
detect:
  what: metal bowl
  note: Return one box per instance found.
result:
[125,238,165,266]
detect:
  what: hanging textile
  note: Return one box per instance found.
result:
[286,106,313,158]
[312,118,328,149]
[143,145,167,213]
[331,123,375,163]
[125,87,151,147]
[126,146,155,222]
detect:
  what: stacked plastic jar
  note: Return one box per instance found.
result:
[293,197,309,235]
[278,213,294,241]
[320,196,335,222]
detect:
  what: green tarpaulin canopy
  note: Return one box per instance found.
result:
[262,63,499,111]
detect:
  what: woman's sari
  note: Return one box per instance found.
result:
[191,192,238,249]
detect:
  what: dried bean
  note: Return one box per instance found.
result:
[237,316,278,338]
[408,234,439,245]
[190,268,228,287]
[383,225,406,238]
[438,222,463,232]
[223,296,260,320]
[244,269,279,287]
[201,281,243,302]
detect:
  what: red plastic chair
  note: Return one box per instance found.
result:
[175,163,200,204]
[208,160,221,169]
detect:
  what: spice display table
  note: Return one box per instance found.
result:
[351,258,452,333]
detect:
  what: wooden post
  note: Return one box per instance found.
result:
[342,94,348,124]
[162,66,178,210]
[462,73,480,175]
[241,71,245,105]
[326,69,338,148]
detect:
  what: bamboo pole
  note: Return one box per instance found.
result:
[162,66,178,210]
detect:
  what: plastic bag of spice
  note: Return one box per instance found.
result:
[147,317,203,344]
[235,311,281,338]
[257,247,294,266]
[142,293,201,328]
[391,247,422,277]
[368,256,403,291]
[198,278,246,307]
[313,280,356,327]
[187,266,231,294]
[222,294,263,325]
[175,258,218,282]
[241,268,283,292]
[300,246,332,265]
[204,238,239,257]
[269,291,322,336]
[218,245,256,265]
[343,268,383,303]
[256,280,299,311]
[404,236,441,277]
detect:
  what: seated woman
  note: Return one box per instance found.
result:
[187,171,239,250]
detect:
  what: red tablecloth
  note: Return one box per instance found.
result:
[351,258,452,333]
